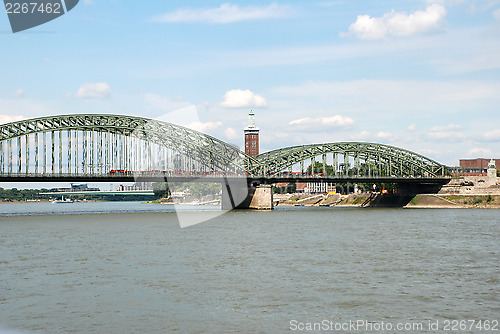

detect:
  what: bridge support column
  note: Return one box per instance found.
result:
[222,183,273,210]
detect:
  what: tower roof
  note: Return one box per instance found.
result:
[245,109,259,131]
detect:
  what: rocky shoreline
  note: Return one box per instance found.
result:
[274,193,500,209]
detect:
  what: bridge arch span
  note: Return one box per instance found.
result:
[251,142,446,178]
[0,114,257,175]
[0,114,448,180]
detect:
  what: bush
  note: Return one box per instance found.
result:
[409,196,419,205]
[352,196,363,204]
[473,198,483,205]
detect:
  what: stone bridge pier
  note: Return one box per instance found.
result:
[221,180,273,210]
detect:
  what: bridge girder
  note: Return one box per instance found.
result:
[0,114,258,173]
[250,142,447,178]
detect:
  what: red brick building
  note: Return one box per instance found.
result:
[244,110,259,157]
[458,158,499,176]
[460,158,499,170]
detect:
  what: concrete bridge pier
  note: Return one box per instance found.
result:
[221,181,273,210]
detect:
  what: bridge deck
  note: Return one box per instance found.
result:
[0,173,451,186]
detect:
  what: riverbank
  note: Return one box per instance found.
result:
[274,193,500,209]
[406,194,500,209]
[4,193,499,209]
[148,196,220,206]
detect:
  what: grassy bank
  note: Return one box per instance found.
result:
[407,194,500,208]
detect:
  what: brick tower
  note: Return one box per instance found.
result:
[244,110,259,157]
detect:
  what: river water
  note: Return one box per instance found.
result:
[0,202,498,333]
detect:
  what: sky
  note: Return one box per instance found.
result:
[1,0,500,169]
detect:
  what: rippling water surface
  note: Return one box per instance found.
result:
[1,202,498,333]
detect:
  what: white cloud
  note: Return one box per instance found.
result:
[493,8,500,20]
[224,127,239,139]
[288,115,354,132]
[0,114,25,124]
[355,131,372,140]
[480,129,500,142]
[143,93,191,112]
[344,14,388,40]
[407,124,417,131]
[440,83,500,101]
[468,147,493,157]
[427,0,467,5]
[344,4,447,40]
[375,131,396,140]
[272,80,500,117]
[13,89,25,98]
[419,148,441,156]
[146,102,223,135]
[153,105,204,129]
[211,25,499,75]
[0,97,54,118]
[288,117,310,125]
[153,3,290,24]
[350,130,398,142]
[289,115,354,127]
[427,124,467,141]
[427,25,500,74]
[219,89,268,108]
[430,124,462,132]
[75,82,111,99]
[187,121,222,132]
[275,132,289,138]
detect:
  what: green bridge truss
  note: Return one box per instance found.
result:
[0,114,258,173]
[0,114,448,178]
[251,142,447,178]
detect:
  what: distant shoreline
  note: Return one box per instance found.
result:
[2,194,500,209]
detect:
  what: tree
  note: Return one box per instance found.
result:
[306,162,334,175]
[0,187,48,201]
[187,182,222,197]
[152,182,170,198]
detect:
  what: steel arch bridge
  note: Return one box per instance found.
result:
[0,114,448,184]
[251,142,446,178]
[0,114,258,178]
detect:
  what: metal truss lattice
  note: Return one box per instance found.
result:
[0,114,258,174]
[0,115,447,178]
[250,142,447,178]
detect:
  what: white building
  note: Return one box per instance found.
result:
[305,182,336,194]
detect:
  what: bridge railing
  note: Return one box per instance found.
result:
[0,170,451,180]
[254,171,450,179]
[0,171,248,179]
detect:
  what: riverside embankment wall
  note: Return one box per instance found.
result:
[276,193,500,209]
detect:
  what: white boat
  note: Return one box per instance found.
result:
[52,196,74,204]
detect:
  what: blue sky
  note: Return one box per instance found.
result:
[1,0,500,167]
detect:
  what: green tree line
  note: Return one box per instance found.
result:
[0,188,48,202]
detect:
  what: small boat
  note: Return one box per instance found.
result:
[52,196,74,204]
